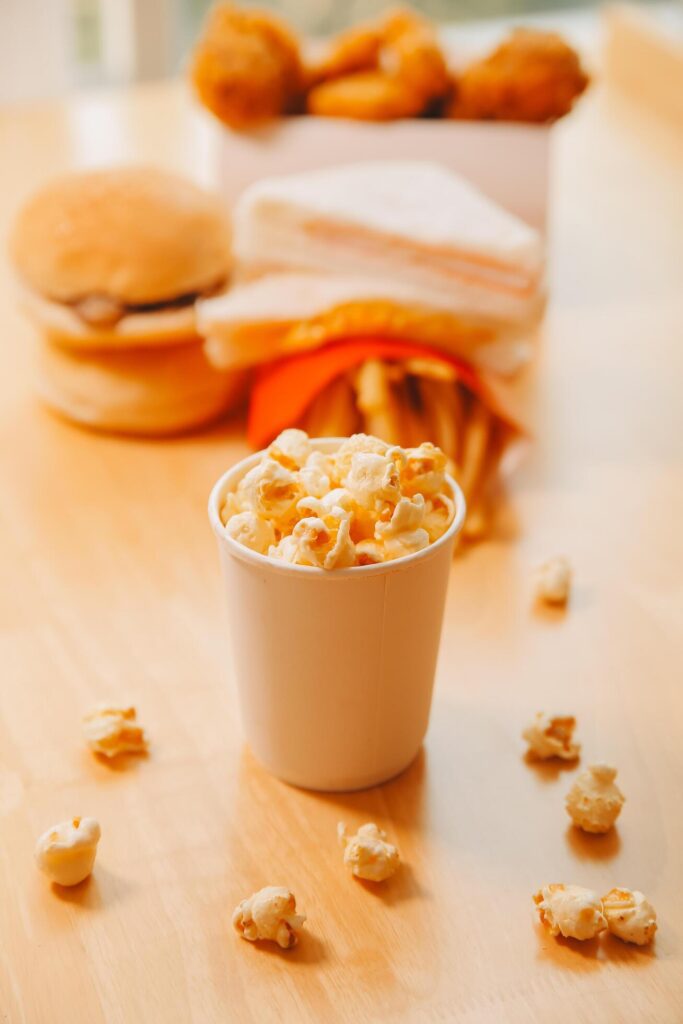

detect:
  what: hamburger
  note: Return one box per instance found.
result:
[10,166,243,435]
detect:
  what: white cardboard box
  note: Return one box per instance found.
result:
[207,116,551,232]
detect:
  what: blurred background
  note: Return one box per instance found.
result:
[1,0,668,103]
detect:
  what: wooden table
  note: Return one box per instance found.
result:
[1,80,682,1024]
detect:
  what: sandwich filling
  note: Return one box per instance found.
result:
[199,273,537,376]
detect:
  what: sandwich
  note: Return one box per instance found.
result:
[10,166,244,435]
[231,160,545,325]
[198,160,542,537]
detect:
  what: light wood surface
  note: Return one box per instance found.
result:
[1,79,682,1024]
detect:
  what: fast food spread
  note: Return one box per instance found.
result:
[199,159,541,536]
[191,3,589,127]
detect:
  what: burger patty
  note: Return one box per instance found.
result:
[69,278,228,328]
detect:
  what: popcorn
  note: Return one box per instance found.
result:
[602,888,657,945]
[268,535,300,563]
[535,556,572,605]
[82,704,148,758]
[400,442,448,497]
[221,431,455,568]
[338,822,400,882]
[268,428,310,470]
[297,489,352,516]
[235,458,303,524]
[533,884,607,941]
[566,763,625,833]
[232,886,306,949]
[225,510,276,555]
[375,494,429,559]
[355,538,385,566]
[423,492,455,543]
[345,451,402,511]
[35,816,101,886]
[299,450,333,497]
[334,432,389,480]
[290,511,356,569]
[522,712,580,761]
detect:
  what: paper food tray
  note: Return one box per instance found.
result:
[206,115,550,232]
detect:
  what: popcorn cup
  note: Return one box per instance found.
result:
[208,439,465,791]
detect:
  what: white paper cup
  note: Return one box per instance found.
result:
[208,439,466,791]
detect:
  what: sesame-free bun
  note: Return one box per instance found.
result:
[10,166,232,305]
[37,339,247,436]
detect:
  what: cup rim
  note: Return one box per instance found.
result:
[208,437,466,578]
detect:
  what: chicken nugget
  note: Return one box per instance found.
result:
[307,70,424,121]
[190,2,303,128]
[382,25,449,105]
[448,28,589,123]
[306,24,383,86]
[381,8,449,104]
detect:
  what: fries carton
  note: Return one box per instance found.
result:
[208,438,466,791]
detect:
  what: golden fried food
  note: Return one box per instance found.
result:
[448,28,589,123]
[380,9,450,105]
[190,4,586,126]
[306,24,383,86]
[190,2,303,128]
[306,7,449,119]
[307,70,425,121]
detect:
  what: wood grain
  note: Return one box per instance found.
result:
[1,80,682,1023]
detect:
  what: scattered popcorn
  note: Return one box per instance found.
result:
[566,763,625,833]
[35,816,101,886]
[232,886,306,949]
[602,888,657,946]
[523,712,580,761]
[535,556,572,605]
[221,431,455,568]
[533,884,607,941]
[338,822,400,882]
[82,704,148,758]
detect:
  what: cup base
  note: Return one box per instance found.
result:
[249,745,422,793]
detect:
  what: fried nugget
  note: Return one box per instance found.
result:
[190,2,303,128]
[448,28,589,123]
[307,70,425,121]
[306,6,449,119]
[306,24,383,86]
[381,9,449,104]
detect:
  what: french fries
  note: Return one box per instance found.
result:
[418,377,463,468]
[353,359,402,444]
[298,358,509,542]
[303,374,359,437]
[459,400,492,503]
